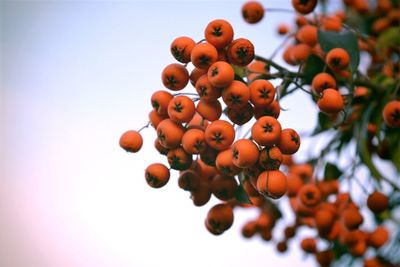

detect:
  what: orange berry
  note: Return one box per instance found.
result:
[195,74,221,102]
[311,73,337,94]
[204,120,235,151]
[167,95,196,123]
[278,128,301,155]
[205,203,234,235]
[376,0,392,12]
[251,116,282,147]
[315,209,335,233]
[300,238,317,253]
[291,0,317,14]
[366,226,389,248]
[187,112,209,131]
[296,25,318,46]
[227,38,255,66]
[249,79,276,107]
[257,170,288,199]
[315,250,334,267]
[290,43,312,64]
[226,102,254,125]
[342,207,363,230]
[196,159,218,183]
[350,240,367,257]
[154,137,169,155]
[284,225,296,239]
[322,16,342,32]
[295,15,308,27]
[247,60,268,82]
[170,36,196,63]
[289,163,313,181]
[326,48,350,71]
[353,0,369,13]
[286,173,304,197]
[242,1,264,24]
[181,128,207,154]
[210,174,239,200]
[382,100,400,128]
[156,119,185,149]
[167,147,193,171]
[298,184,321,207]
[191,42,218,69]
[231,139,260,168]
[190,67,208,86]
[119,130,143,153]
[258,146,283,170]
[215,149,241,176]
[149,109,168,129]
[367,191,389,214]
[196,99,222,121]
[364,258,389,267]
[222,80,250,109]
[276,241,288,253]
[178,170,201,191]
[204,19,234,49]
[161,63,189,91]
[207,61,235,88]
[254,100,281,119]
[145,163,170,188]
[317,88,344,114]
[151,90,174,116]
[282,154,294,166]
[277,24,290,35]
[191,182,212,206]
[241,221,258,238]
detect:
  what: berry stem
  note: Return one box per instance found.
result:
[264,8,295,14]
[138,121,151,132]
[269,33,295,61]
[173,92,199,97]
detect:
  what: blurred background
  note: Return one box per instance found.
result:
[1,1,344,266]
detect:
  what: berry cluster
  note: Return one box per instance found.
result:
[120,18,301,236]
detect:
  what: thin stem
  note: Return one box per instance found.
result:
[173,92,199,97]
[254,55,300,77]
[380,176,400,192]
[138,121,151,132]
[353,175,370,195]
[342,23,371,40]
[264,8,295,14]
[269,33,295,60]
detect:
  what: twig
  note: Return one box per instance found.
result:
[138,121,151,132]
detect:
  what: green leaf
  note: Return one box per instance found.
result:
[301,54,326,85]
[232,64,247,79]
[324,162,343,180]
[234,184,252,205]
[317,29,360,72]
[377,27,400,50]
